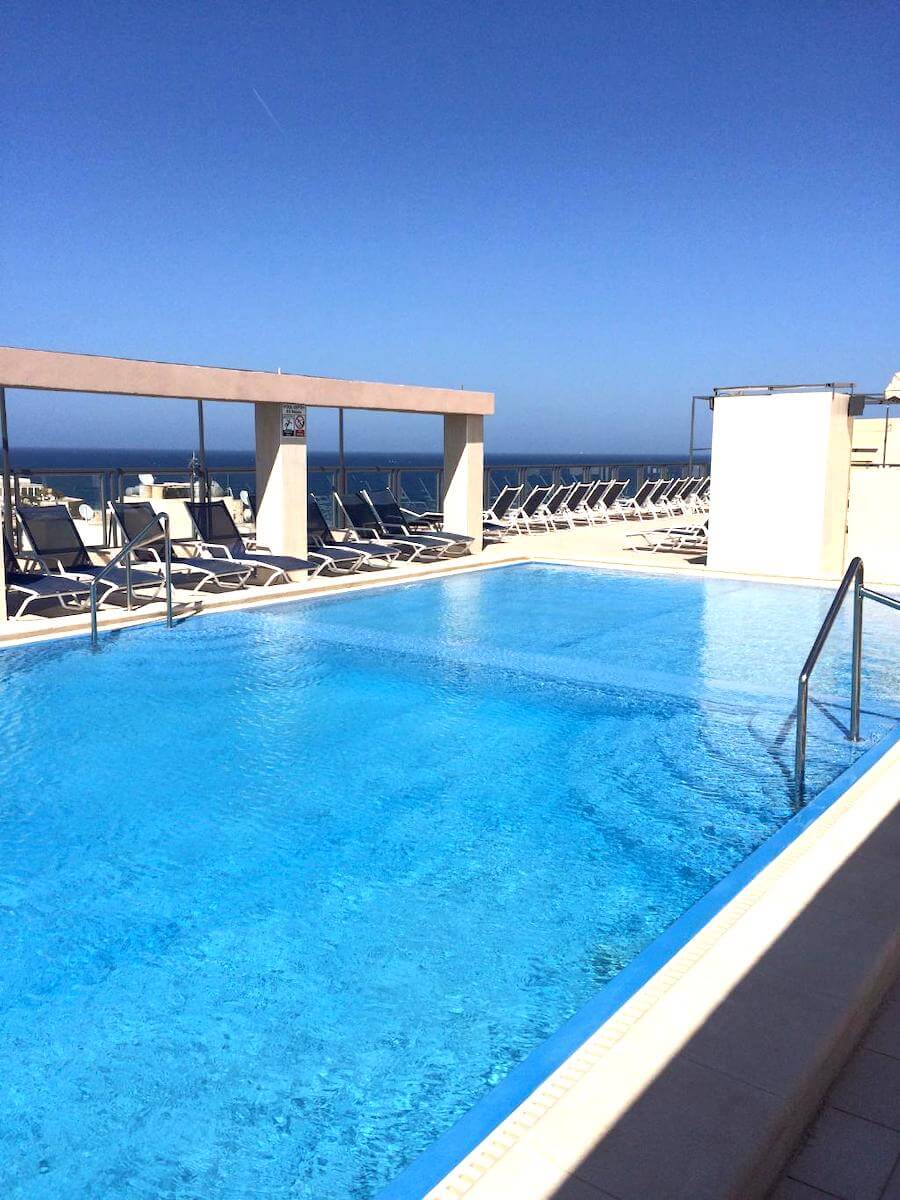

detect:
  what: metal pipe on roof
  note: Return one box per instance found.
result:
[337,408,346,526]
[197,400,208,503]
[338,408,345,489]
[0,387,13,548]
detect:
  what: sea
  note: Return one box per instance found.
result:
[7,447,707,514]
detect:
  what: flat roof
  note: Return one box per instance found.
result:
[0,346,494,416]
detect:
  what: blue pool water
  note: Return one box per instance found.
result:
[1,565,897,1199]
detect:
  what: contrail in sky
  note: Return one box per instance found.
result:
[251,87,285,134]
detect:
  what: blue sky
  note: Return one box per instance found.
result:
[3,1,897,453]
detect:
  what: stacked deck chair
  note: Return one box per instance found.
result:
[17,504,164,607]
[185,500,317,583]
[110,501,253,592]
[307,494,400,568]
[3,530,91,617]
[627,519,709,554]
[361,489,472,556]
[482,484,521,540]
[336,492,450,561]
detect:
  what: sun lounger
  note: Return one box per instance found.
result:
[110,501,253,591]
[17,504,164,606]
[570,479,615,524]
[592,479,629,520]
[482,484,522,539]
[3,531,92,617]
[627,520,709,553]
[539,484,577,528]
[335,492,447,561]
[361,489,471,556]
[508,485,553,532]
[307,495,399,567]
[555,481,592,526]
[185,501,316,584]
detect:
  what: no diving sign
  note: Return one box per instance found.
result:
[281,404,307,440]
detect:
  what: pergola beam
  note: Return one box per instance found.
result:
[0,347,493,415]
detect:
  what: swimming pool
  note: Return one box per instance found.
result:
[1,565,897,1199]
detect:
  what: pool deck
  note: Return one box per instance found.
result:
[3,516,899,1200]
[771,972,900,1199]
[1,512,881,650]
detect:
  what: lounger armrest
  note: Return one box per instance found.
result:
[402,507,442,527]
[196,541,235,560]
[11,551,45,575]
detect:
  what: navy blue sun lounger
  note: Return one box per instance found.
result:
[361,489,471,556]
[185,500,316,584]
[110,502,253,592]
[335,492,448,562]
[17,504,164,605]
[3,531,92,617]
[307,495,399,566]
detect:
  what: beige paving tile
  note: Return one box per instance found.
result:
[807,848,900,925]
[829,1047,900,1130]
[787,1106,900,1200]
[559,1056,782,1200]
[746,891,898,1005]
[866,1003,900,1060]
[682,978,850,1098]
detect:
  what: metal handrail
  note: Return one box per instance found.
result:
[794,557,900,801]
[89,512,174,648]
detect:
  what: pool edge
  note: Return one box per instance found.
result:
[380,725,900,1200]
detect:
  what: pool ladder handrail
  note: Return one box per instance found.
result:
[795,557,900,801]
[89,512,174,648]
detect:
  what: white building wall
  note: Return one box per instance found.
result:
[846,468,900,585]
[707,390,852,579]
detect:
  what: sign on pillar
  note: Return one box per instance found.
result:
[281,404,307,441]
[254,401,309,561]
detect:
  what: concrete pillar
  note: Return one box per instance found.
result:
[254,402,308,561]
[442,414,484,553]
[707,390,852,578]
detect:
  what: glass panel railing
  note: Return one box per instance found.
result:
[396,468,442,514]
[485,467,519,502]
[3,459,711,546]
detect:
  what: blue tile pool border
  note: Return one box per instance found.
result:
[378,720,900,1200]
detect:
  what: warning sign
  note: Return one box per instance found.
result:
[281,404,307,440]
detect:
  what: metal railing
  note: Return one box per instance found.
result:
[3,460,709,539]
[794,557,900,801]
[89,512,174,648]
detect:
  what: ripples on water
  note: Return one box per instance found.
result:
[0,566,897,1198]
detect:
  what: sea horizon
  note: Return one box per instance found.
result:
[9,446,702,469]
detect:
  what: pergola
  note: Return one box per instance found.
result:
[0,347,494,621]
